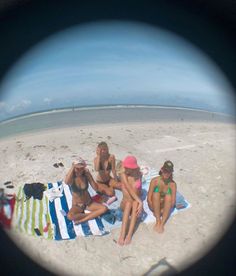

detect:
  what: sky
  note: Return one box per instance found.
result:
[0,20,235,121]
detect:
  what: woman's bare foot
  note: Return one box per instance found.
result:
[124,236,132,245]
[74,213,86,224]
[118,236,125,246]
[154,222,164,233]
[154,221,164,233]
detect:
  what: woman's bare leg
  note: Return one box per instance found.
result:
[118,201,132,246]
[124,201,138,245]
[109,179,122,190]
[75,202,107,224]
[67,206,84,221]
[158,195,172,233]
[97,183,115,197]
[148,200,153,212]
[152,192,162,232]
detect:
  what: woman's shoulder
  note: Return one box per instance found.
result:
[170,179,176,187]
[151,176,160,183]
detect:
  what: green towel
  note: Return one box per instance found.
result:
[13,186,53,239]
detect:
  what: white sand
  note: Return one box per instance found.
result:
[0,120,235,275]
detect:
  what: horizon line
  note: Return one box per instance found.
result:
[0,104,234,125]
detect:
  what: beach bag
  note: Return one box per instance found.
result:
[101,209,116,225]
[23,183,46,201]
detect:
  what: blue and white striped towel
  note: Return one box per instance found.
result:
[48,181,109,240]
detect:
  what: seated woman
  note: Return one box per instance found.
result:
[118,156,143,246]
[94,141,121,197]
[147,160,176,233]
[64,157,107,224]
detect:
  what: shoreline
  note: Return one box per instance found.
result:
[1,104,235,125]
[0,106,235,140]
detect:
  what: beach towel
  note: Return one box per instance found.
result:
[13,186,53,239]
[47,182,109,240]
[100,167,191,230]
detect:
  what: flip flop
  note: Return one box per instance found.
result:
[6,185,14,189]
[58,162,64,167]
[53,163,59,168]
[4,181,11,185]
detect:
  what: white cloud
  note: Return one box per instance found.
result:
[43,97,52,104]
[8,99,31,112]
[0,101,7,111]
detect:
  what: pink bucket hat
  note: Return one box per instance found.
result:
[122,155,139,169]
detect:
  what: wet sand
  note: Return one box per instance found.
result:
[0,110,235,275]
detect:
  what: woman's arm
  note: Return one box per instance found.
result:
[121,174,143,215]
[147,177,157,206]
[170,181,177,208]
[86,170,98,192]
[110,155,118,181]
[121,174,141,203]
[64,164,75,185]
[94,147,101,172]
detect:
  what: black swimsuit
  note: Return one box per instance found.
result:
[99,160,112,171]
[71,179,88,195]
[71,177,92,210]
[97,159,112,185]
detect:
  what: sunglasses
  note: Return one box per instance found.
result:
[162,169,171,174]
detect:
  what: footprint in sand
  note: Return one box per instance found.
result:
[60,145,68,149]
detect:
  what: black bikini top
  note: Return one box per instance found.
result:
[99,159,112,171]
[71,177,89,195]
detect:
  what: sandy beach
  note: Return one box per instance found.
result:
[0,108,235,275]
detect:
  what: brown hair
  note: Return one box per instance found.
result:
[159,170,173,181]
[125,167,141,180]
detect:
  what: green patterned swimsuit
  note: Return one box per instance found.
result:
[153,176,172,197]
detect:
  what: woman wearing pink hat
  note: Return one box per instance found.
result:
[118,155,143,246]
[64,157,107,224]
[147,160,177,233]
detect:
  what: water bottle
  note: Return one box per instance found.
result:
[3,203,11,219]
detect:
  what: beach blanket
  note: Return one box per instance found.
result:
[101,167,191,230]
[13,167,190,239]
[13,186,53,239]
[47,182,109,240]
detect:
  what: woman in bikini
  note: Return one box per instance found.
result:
[94,141,121,197]
[118,155,143,246]
[147,160,176,233]
[65,157,107,224]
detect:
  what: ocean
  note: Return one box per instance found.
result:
[0,105,235,140]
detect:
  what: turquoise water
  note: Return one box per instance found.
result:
[0,105,235,140]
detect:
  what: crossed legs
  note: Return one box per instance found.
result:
[67,202,107,224]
